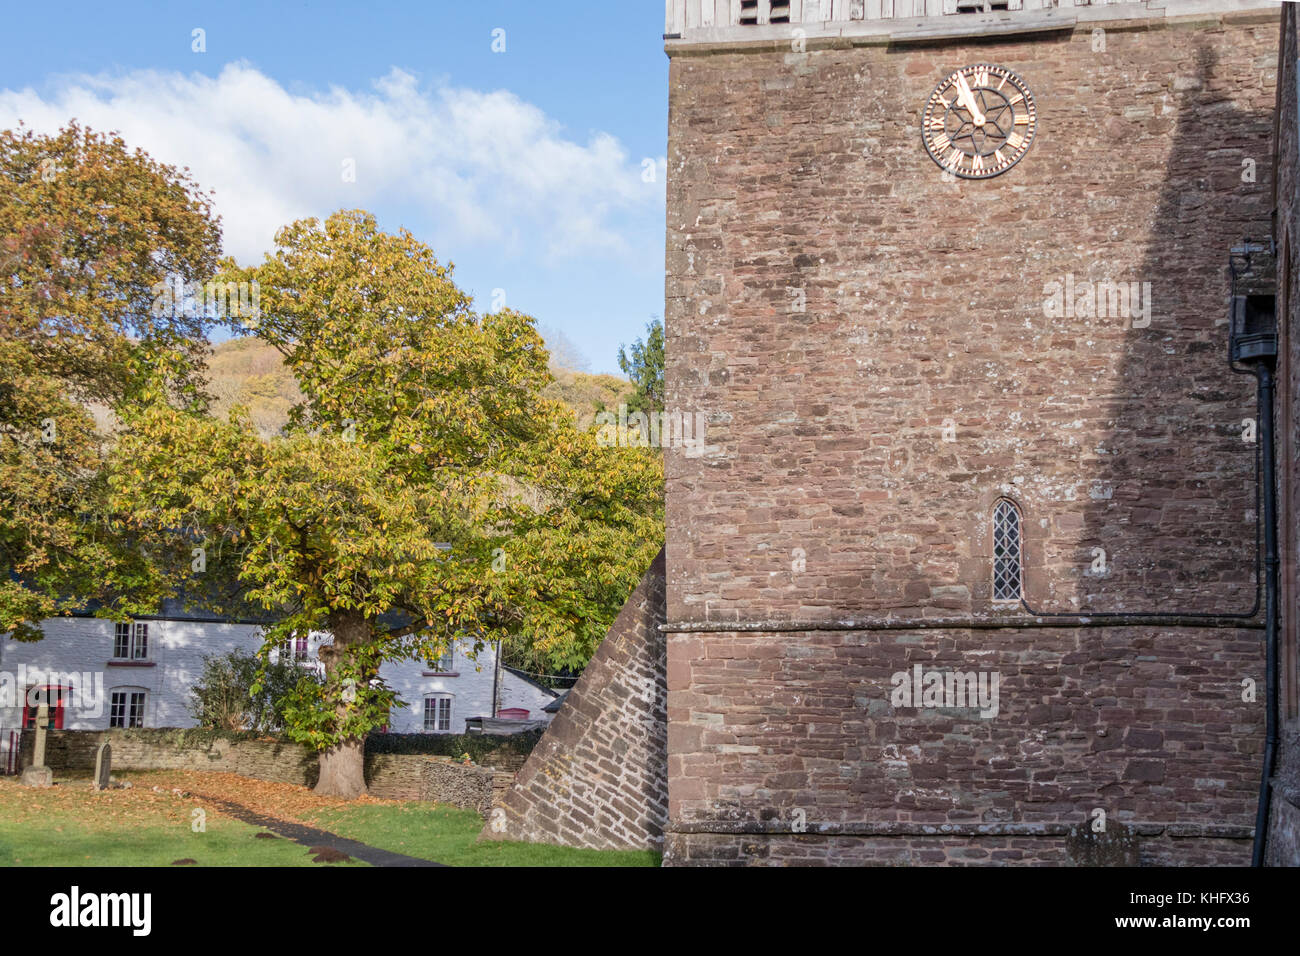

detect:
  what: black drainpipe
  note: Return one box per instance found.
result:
[492,638,502,719]
[1252,361,1280,868]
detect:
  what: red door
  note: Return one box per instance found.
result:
[23,687,66,729]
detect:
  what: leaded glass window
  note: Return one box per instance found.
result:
[993,499,1023,602]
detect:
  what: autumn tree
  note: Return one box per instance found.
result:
[110,210,662,797]
[0,122,222,638]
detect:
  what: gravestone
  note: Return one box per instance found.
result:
[20,702,53,788]
[94,741,112,791]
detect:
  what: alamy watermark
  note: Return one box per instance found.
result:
[0,668,105,718]
[1042,274,1152,328]
[594,404,707,453]
[150,277,260,325]
[889,664,1001,718]
[50,886,150,936]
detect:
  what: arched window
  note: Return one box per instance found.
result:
[992,499,1023,602]
[109,687,148,728]
[423,694,453,733]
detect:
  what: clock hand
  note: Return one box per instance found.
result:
[954,73,987,127]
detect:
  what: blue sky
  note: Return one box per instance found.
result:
[0,1,669,374]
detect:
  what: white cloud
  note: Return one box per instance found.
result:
[0,63,666,264]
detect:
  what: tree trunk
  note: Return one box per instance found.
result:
[315,736,366,799]
[313,608,373,799]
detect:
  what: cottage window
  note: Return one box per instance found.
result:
[23,686,68,729]
[109,689,147,728]
[423,695,453,733]
[113,621,149,660]
[280,633,309,661]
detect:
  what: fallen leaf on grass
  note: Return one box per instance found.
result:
[308,846,351,864]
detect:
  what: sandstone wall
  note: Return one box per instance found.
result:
[665,624,1261,864]
[479,550,667,851]
[663,8,1279,864]
[665,13,1277,623]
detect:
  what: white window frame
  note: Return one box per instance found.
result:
[109,688,147,728]
[423,694,453,733]
[113,621,149,661]
[280,633,310,662]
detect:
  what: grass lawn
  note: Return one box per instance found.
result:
[0,770,659,867]
[0,775,367,867]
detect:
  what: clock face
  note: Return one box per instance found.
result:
[922,63,1037,179]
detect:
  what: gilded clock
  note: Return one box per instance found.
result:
[922,63,1037,179]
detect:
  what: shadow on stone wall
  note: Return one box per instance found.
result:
[1064,41,1268,615]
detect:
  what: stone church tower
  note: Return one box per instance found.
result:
[485,0,1299,866]
[662,0,1283,865]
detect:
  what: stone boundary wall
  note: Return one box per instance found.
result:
[480,548,667,851]
[21,729,506,815]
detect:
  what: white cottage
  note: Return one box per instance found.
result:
[0,603,558,739]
